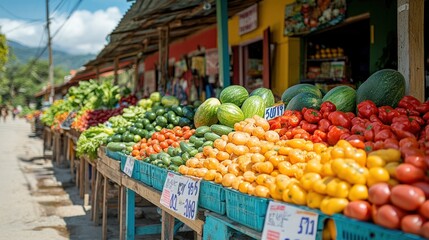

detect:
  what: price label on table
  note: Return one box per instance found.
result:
[123,156,135,177]
[262,201,318,240]
[160,172,200,220]
[264,104,285,120]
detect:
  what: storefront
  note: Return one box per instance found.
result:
[228,0,397,97]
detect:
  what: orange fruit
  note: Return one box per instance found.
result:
[213,139,227,151]
[221,173,236,187]
[214,173,223,183]
[254,185,271,198]
[264,130,280,143]
[233,145,249,156]
[243,171,257,183]
[252,126,266,140]
[231,132,250,145]
[203,169,217,181]
[225,143,236,155]
[238,181,250,194]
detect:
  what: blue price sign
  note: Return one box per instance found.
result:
[262,201,318,240]
[264,104,285,120]
[160,172,200,220]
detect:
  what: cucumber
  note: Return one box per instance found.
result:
[171,156,184,166]
[195,126,211,137]
[204,132,221,142]
[194,140,204,148]
[180,142,194,153]
[160,156,171,166]
[203,141,214,147]
[210,124,234,136]
[189,135,198,144]
[106,142,127,152]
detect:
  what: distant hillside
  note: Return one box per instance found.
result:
[7,40,96,71]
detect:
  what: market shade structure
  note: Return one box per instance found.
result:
[73,0,259,82]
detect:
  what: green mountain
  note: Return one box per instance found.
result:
[7,40,96,71]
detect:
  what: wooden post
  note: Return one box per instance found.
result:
[114,57,119,85]
[102,176,108,240]
[397,0,424,101]
[134,57,140,94]
[158,27,169,92]
[119,186,126,240]
[216,0,231,87]
[161,211,175,240]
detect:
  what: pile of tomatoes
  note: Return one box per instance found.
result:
[131,126,194,159]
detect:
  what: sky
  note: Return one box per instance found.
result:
[0,0,133,55]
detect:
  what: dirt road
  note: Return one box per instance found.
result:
[0,117,103,239]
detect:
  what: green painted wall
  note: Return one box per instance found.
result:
[347,0,397,73]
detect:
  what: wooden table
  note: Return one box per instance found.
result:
[43,126,53,158]
[97,148,124,240]
[121,175,205,240]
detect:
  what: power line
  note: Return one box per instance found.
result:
[3,19,43,34]
[51,0,83,39]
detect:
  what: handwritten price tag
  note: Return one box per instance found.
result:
[123,156,135,177]
[262,201,318,240]
[264,104,285,120]
[160,172,200,220]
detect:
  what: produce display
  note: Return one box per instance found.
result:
[43,68,429,238]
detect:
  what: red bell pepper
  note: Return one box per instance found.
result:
[300,120,318,134]
[328,111,352,129]
[320,101,336,119]
[318,119,331,133]
[303,108,322,124]
[378,106,400,124]
[351,124,366,136]
[374,129,395,142]
[327,126,349,146]
[398,96,421,110]
[357,100,378,119]
[416,101,429,114]
[313,129,327,142]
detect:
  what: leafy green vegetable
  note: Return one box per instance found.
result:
[76,125,114,160]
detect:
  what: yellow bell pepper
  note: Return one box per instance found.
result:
[348,184,368,201]
[320,197,349,215]
[300,172,322,191]
[367,167,390,186]
[306,191,325,209]
[332,158,367,185]
[368,149,401,162]
[305,158,323,174]
[289,183,307,206]
[312,176,335,195]
[366,155,386,168]
[320,148,332,163]
[322,162,335,177]
[326,178,350,198]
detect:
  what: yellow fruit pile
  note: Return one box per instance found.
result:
[179,116,400,215]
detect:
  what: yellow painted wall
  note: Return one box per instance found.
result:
[228,0,300,98]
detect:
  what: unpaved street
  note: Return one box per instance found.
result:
[0,117,103,239]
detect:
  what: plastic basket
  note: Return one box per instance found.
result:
[105,149,122,161]
[150,165,168,191]
[333,214,424,240]
[198,180,226,215]
[120,156,140,180]
[225,189,269,232]
[138,161,152,186]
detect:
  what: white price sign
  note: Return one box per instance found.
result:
[262,201,318,240]
[123,156,135,177]
[264,104,285,120]
[160,172,200,220]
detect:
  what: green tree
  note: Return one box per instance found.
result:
[0,33,8,72]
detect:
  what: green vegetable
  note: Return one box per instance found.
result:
[281,84,322,106]
[219,85,249,107]
[241,95,265,118]
[210,124,234,136]
[217,103,245,128]
[194,98,221,128]
[322,85,357,112]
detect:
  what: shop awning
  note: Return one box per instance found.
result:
[83,0,259,69]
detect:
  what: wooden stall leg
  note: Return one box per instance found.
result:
[79,157,85,198]
[102,176,109,240]
[94,171,102,225]
[70,143,75,178]
[90,165,97,221]
[161,211,175,240]
[84,161,90,206]
[126,189,135,240]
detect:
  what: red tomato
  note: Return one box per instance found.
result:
[421,221,429,238]
[396,163,425,183]
[368,183,391,205]
[347,138,365,149]
[412,182,429,199]
[405,155,427,170]
[383,138,399,150]
[373,204,406,229]
[391,184,426,211]
[401,214,425,235]
[399,137,419,149]
[419,200,429,219]
[344,200,372,221]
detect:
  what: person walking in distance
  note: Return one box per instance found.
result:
[1,106,8,122]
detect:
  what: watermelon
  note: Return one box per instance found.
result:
[219,85,249,107]
[217,103,245,128]
[281,84,322,106]
[161,96,179,107]
[241,96,265,119]
[357,69,406,107]
[150,92,161,102]
[322,86,357,112]
[286,92,322,111]
[250,88,275,107]
[194,98,221,128]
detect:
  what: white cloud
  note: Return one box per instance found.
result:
[0,7,122,55]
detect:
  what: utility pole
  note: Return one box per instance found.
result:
[46,0,54,103]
